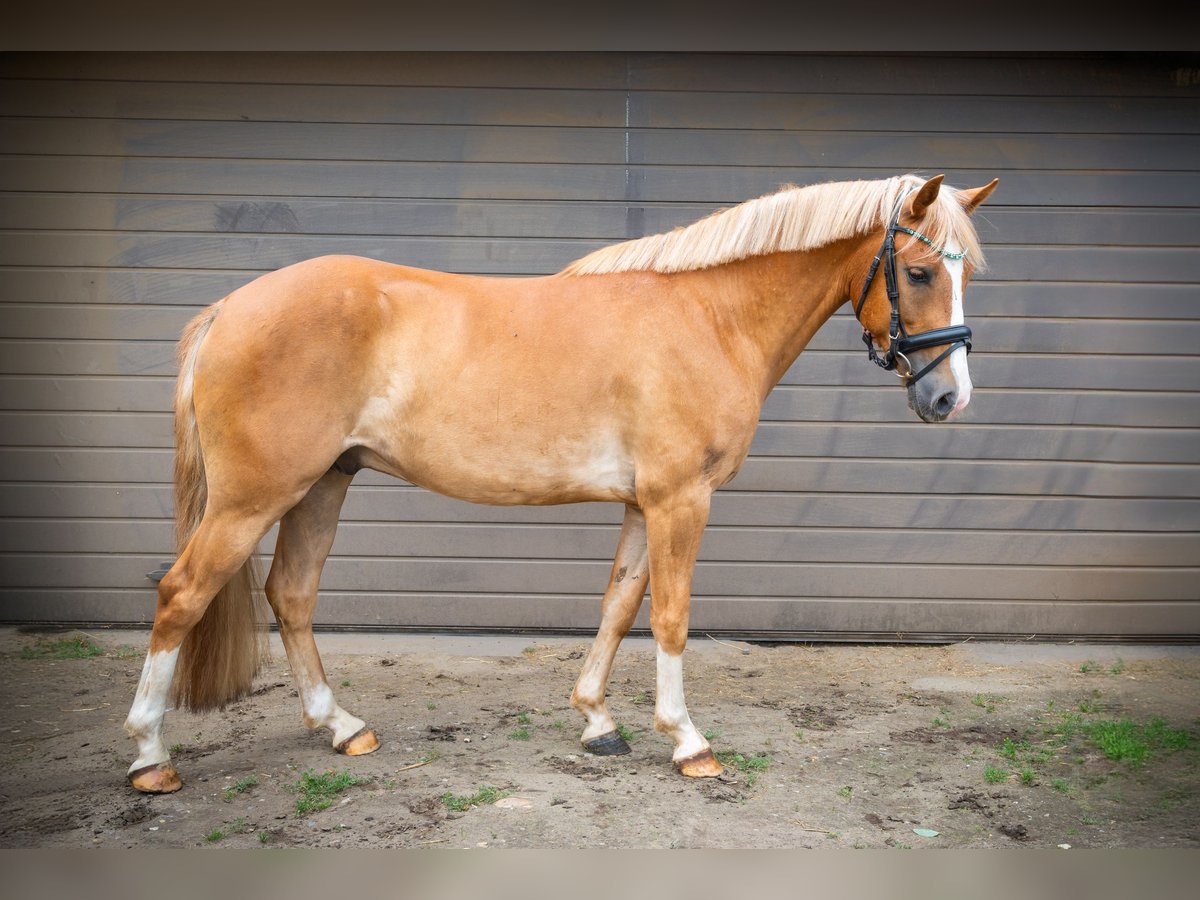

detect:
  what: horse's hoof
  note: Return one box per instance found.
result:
[674,748,723,778]
[128,762,183,794]
[582,730,632,756]
[336,727,379,756]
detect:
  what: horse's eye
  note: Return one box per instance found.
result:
[906,268,930,284]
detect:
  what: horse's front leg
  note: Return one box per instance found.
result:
[644,489,723,777]
[570,505,649,755]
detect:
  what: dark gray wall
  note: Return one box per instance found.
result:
[1,52,1198,639]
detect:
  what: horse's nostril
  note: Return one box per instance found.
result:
[933,392,956,418]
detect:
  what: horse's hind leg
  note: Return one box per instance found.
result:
[570,505,649,755]
[265,469,378,756]
[125,508,277,793]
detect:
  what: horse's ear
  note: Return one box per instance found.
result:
[956,178,1000,216]
[907,175,944,219]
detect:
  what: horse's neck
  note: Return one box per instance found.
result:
[689,245,853,397]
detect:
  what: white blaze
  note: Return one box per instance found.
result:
[941,244,973,412]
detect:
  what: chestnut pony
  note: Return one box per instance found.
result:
[124,173,998,792]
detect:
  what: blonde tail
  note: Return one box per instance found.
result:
[168,301,268,711]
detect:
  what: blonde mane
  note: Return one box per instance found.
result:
[560,174,986,276]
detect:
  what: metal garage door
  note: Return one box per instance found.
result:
[1,52,1197,640]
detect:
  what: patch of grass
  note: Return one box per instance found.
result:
[509,727,531,741]
[631,692,650,705]
[426,702,437,710]
[340,679,351,687]
[1002,736,1058,772]
[998,707,1197,793]
[169,743,183,755]
[1045,711,1085,745]
[715,750,773,772]
[1083,717,1192,768]
[204,828,226,843]
[1087,720,1147,764]
[703,728,722,742]
[984,766,1009,784]
[837,786,853,799]
[20,633,104,659]
[223,774,258,802]
[715,750,773,786]
[516,711,531,724]
[1079,661,1096,674]
[1142,717,1193,751]
[440,785,507,812]
[113,645,140,659]
[287,769,371,817]
[931,717,951,729]
[616,723,638,743]
[1109,658,1125,676]
[551,719,565,730]
[972,694,1003,714]
[230,816,249,834]
[999,737,1029,762]
[258,831,271,844]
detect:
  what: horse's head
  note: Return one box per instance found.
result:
[853,174,998,423]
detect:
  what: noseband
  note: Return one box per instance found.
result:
[854,199,973,385]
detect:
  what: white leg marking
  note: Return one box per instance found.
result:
[654,645,709,761]
[296,670,365,747]
[941,246,973,413]
[574,656,619,742]
[124,648,180,773]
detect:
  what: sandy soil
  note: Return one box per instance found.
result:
[0,627,1196,850]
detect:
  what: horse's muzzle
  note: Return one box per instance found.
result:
[907,379,959,423]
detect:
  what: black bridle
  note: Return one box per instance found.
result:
[854,198,973,385]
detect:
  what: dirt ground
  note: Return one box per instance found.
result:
[0,626,1197,850]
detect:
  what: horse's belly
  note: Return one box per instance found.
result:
[358,431,637,507]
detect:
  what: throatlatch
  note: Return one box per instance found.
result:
[854,199,973,385]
